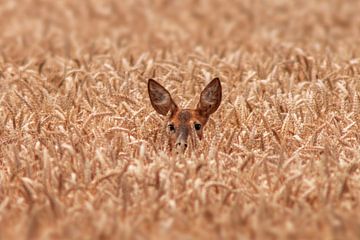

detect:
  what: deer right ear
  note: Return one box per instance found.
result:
[148,79,178,116]
[197,78,222,117]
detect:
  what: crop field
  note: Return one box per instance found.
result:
[1,0,360,239]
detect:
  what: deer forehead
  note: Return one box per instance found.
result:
[170,109,206,125]
[178,110,191,121]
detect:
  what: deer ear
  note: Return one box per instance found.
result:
[197,78,222,117]
[148,79,178,116]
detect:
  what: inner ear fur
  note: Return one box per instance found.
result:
[196,78,222,117]
[148,79,178,116]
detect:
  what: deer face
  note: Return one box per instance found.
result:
[148,78,222,153]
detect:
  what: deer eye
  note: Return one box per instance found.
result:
[194,123,201,131]
[168,124,175,132]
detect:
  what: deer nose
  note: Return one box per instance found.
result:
[175,139,188,153]
[175,127,188,153]
[176,142,188,148]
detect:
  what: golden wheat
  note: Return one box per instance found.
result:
[1,0,360,239]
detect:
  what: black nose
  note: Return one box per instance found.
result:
[176,142,188,148]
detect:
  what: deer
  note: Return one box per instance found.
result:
[148,78,222,153]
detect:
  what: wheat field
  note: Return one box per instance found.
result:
[1,0,360,239]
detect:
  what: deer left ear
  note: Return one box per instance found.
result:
[148,79,178,116]
[196,78,222,117]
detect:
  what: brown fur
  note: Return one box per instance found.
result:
[148,78,222,153]
[169,109,208,146]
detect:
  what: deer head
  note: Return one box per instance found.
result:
[148,78,222,153]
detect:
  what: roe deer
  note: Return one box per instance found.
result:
[148,78,222,153]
